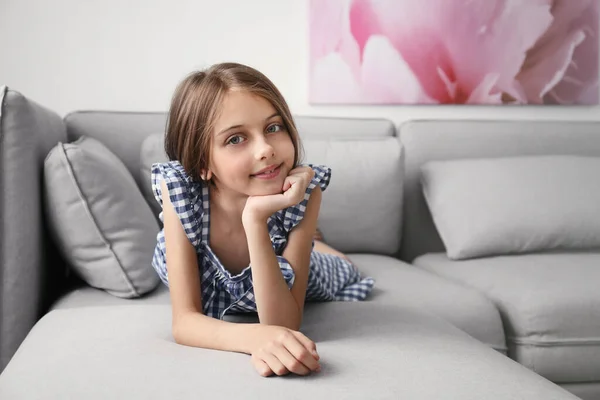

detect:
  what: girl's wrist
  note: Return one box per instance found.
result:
[238,323,262,354]
[242,211,267,229]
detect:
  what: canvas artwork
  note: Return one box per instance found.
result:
[309,0,599,105]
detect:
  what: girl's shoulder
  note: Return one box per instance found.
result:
[152,160,206,248]
[151,160,203,199]
[151,160,195,187]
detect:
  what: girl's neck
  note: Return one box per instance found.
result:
[209,185,248,226]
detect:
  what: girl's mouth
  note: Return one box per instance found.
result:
[251,164,282,180]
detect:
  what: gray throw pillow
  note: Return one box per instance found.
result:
[44,136,160,298]
[421,155,600,260]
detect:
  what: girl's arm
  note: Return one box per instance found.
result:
[161,178,255,353]
[161,178,320,376]
[243,186,322,330]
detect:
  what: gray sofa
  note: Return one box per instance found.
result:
[0,86,596,399]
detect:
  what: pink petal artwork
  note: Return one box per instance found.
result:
[309,0,599,105]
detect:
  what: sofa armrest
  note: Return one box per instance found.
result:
[0,86,68,373]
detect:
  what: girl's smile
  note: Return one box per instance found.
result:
[251,163,282,179]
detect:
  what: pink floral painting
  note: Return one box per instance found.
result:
[309,0,599,105]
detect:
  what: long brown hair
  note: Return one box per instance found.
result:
[164,62,303,183]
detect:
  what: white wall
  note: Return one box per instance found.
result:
[1,0,599,126]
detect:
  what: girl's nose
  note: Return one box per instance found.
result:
[254,137,275,160]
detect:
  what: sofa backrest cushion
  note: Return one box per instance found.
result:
[398,119,600,262]
[421,155,600,260]
[65,113,404,255]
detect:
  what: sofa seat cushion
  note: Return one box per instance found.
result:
[350,254,506,353]
[414,251,600,384]
[559,382,600,400]
[50,254,506,353]
[50,280,171,310]
[0,302,577,400]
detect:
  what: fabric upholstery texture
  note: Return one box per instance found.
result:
[49,254,507,353]
[43,136,160,298]
[399,119,600,263]
[140,132,404,255]
[415,251,600,384]
[0,87,68,373]
[421,155,600,259]
[0,302,577,400]
[1,105,597,398]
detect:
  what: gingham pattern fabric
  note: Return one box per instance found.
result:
[151,160,375,319]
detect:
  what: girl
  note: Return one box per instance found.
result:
[151,62,375,377]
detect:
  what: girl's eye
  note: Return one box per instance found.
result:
[226,135,245,145]
[266,123,284,133]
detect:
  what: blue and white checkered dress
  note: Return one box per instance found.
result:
[151,161,375,319]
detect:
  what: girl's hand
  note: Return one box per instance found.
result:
[242,166,315,224]
[248,325,321,377]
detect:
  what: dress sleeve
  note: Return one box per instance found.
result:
[151,160,204,248]
[281,164,331,234]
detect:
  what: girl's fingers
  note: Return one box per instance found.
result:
[283,178,303,202]
[282,175,296,192]
[288,166,310,175]
[283,334,320,372]
[282,167,314,205]
[292,331,320,361]
[272,345,312,376]
[287,168,314,185]
[251,354,274,377]
[260,351,289,376]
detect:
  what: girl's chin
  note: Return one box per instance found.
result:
[246,180,283,195]
[247,175,285,194]
[247,186,283,196]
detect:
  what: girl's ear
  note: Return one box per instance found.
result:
[200,170,213,181]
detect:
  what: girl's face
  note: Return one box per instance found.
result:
[208,89,295,197]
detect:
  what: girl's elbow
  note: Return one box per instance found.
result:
[172,322,187,345]
[277,313,304,331]
[171,312,195,345]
